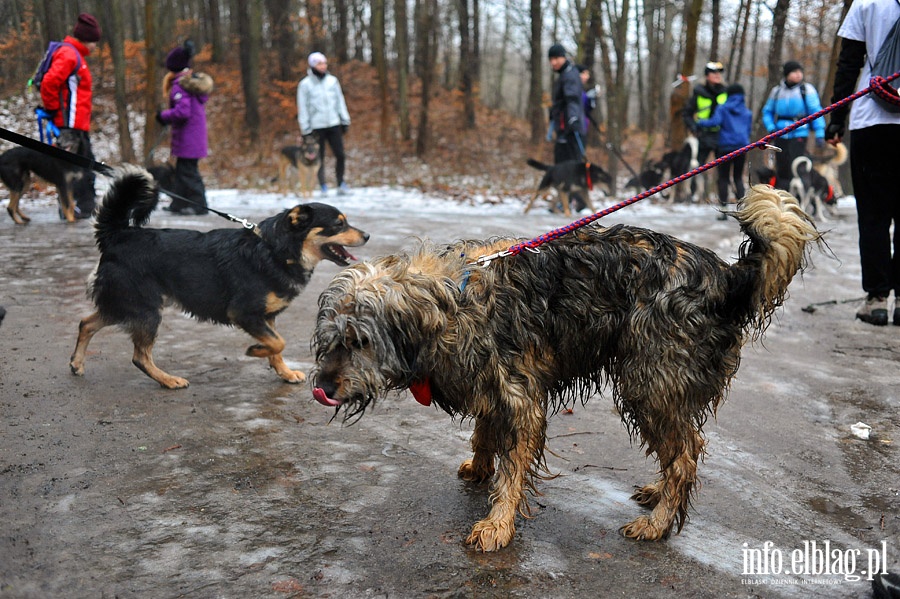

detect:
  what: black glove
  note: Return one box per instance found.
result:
[155,110,166,126]
[824,122,844,141]
[341,124,348,134]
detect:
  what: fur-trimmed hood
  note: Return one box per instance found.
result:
[163,71,214,101]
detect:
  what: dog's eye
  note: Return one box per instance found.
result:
[349,336,369,350]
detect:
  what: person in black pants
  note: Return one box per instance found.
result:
[827,0,900,326]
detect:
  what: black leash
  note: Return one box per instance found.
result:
[586,113,640,180]
[0,125,258,231]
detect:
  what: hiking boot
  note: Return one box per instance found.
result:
[856,295,889,326]
[338,182,349,196]
[320,184,328,194]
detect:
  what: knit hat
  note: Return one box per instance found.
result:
[308,52,327,68]
[166,45,193,72]
[548,44,567,59]
[783,60,803,78]
[726,83,745,96]
[73,13,101,43]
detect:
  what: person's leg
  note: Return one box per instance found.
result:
[774,138,806,191]
[179,158,207,213]
[72,130,96,217]
[714,148,731,206]
[731,153,747,200]
[325,128,346,186]
[315,130,327,188]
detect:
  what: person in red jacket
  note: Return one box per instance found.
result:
[40,13,101,219]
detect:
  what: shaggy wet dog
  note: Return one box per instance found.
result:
[70,165,368,389]
[311,185,819,552]
[276,134,321,198]
[0,128,84,224]
[523,159,611,216]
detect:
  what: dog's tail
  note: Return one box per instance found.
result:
[831,142,848,166]
[791,156,812,178]
[94,165,159,250]
[727,185,821,338]
[527,158,551,171]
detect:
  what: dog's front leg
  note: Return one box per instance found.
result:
[458,415,498,483]
[466,391,545,552]
[245,319,306,383]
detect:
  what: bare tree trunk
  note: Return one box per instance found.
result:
[710,0,720,59]
[415,0,438,156]
[208,0,225,63]
[668,0,702,150]
[266,0,294,81]
[307,0,326,53]
[765,0,791,97]
[333,0,349,63]
[104,2,136,163]
[457,0,476,128]
[527,0,544,143]
[143,0,162,162]
[822,0,853,105]
[237,0,262,143]
[372,0,390,141]
[395,0,411,140]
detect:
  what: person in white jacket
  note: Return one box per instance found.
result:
[297,52,351,194]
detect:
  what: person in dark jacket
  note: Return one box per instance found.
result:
[40,13,101,219]
[761,61,825,190]
[547,44,586,164]
[156,42,213,215]
[696,83,752,218]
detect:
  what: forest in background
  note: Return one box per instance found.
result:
[0,0,853,196]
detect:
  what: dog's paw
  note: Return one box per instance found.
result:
[278,370,306,384]
[630,483,661,509]
[457,458,494,483]
[159,376,190,390]
[466,518,515,552]
[69,361,85,376]
[620,516,671,541]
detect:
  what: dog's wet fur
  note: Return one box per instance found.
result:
[312,185,820,552]
[70,165,368,388]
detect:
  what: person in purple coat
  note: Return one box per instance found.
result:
[156,41,213,215]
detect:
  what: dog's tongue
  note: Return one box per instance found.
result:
[313,387,342,407]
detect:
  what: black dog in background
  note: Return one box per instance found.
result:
[523,158,612,216]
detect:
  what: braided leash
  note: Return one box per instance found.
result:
[472,70,900,267]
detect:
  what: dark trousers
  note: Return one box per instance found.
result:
[553,130,584,164]
[315,126,345,187]
[714,148,746,205]
[66,128,96,214]
[169,158,207,214]
[772,137,808,191]
[850,125,900,297]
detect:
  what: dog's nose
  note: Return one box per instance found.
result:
[318,380,338,399]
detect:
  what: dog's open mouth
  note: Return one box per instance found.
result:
[313,387,342,407]
[322,243,357,266]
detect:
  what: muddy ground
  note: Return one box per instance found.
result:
[0,190,898,598]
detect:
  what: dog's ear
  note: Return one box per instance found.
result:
[287,205,313,230]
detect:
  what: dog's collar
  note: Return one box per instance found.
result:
[409,378,432,406]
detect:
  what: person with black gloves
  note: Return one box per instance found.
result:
[547,44,586,164]
[826,0,900,326]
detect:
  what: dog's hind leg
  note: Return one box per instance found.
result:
[70,311,108,375]
[130,315,190,389]
[458,415,499,483]
[466,383,545,552]
[6,190,30,225]
[245,318,306,383]
[523,190,543,214]
[621,425,705,541]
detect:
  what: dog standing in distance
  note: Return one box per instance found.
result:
[276,134,321,198]
[0,129,84,224]
[813,141,848,200]
[790,156,838,220]
[523,158,612,216]
[70,165,369,389]
[311,186,820,552]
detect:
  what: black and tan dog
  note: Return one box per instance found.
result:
[311,185,819,552]
[0,129,84,224]
[70,165,368,389]
[523,158,611,216]
[276,134,320,198]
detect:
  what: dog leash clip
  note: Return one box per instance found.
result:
[470,249,512,268]
[228,215,257,230]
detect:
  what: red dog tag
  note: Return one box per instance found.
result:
[409,378,432,406]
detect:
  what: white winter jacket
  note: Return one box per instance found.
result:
[297,70,351,134]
